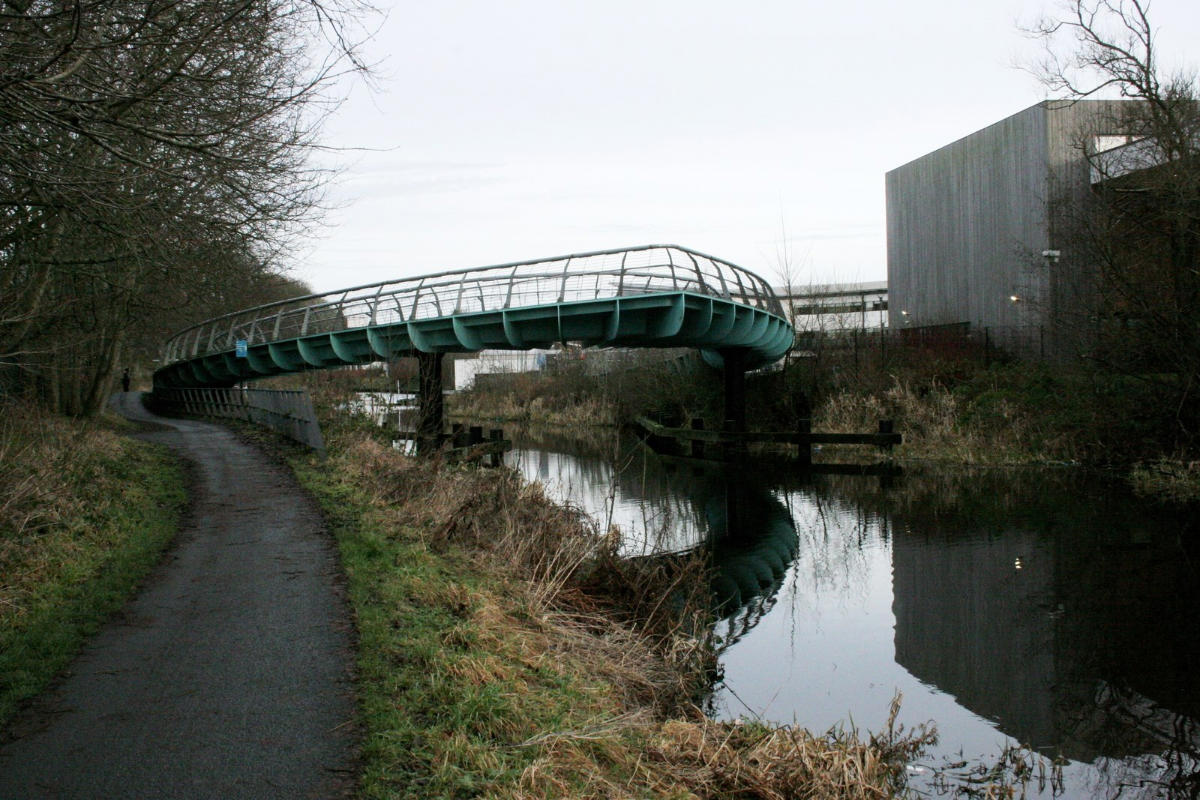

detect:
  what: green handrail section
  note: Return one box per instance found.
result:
[154,244,794,389]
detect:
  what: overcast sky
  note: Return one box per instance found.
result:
[297,0,1200,293]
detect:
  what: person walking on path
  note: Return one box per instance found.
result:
[0,393,359,799]
[121,367,131,392]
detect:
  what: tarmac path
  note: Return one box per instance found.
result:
[0,393,358,799]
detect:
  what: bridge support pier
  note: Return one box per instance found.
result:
[722,349,747,434]
[416,351,444,455]
[721,349,747,459]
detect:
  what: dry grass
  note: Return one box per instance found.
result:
[1,403,134,622]
[511,694,935,800]
[450,391,618,428]
[299,424,941,798]
[816,378,1048,465]
[329,434,716,710]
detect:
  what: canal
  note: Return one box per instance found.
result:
[503,426,1200,799]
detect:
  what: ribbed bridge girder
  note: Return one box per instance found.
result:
[154,245,794,389]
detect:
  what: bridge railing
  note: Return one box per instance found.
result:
[162,245,784,365]
[148,387,325,453]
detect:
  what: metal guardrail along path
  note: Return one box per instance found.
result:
[149,387,326,453]
[153,244,794,389]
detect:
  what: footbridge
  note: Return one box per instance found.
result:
[154,244,794,446]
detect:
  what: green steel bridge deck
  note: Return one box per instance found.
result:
[153,244,794,389]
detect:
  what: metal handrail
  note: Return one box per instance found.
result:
[161,244,785,364]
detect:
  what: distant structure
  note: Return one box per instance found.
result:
[773,282,888,332]
[885,99,1132,359]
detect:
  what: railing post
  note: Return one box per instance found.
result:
[453,277,466,314]
[410,280,423,319]
[683,250,706,294]
[369,284,384,324]
[557,257,573,303]
[666,248,678,290]
[504,266,519,308]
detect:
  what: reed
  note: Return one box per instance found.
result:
[816,377,1051,465]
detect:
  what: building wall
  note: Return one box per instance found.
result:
[885,100,1135,357]
[1043,99,1130,359]
[886,103,1051,333]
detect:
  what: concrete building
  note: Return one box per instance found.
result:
[885,99,1131,357]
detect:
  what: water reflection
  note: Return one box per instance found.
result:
[879,471,1200,795]
[505,431,1200,798]
[508,431,800,635]
[689,476,800,652]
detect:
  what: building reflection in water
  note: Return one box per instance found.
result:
[507,430,1200,797]
[883,470,1200,793]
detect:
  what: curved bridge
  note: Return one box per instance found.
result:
[154,245,793,389]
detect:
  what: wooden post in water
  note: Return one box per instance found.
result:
[488,429,504,467]
[879,419,895,453]
[416,351,444,455]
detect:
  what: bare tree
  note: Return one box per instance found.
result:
[1028,0,1200,442]
[1,0,374,412]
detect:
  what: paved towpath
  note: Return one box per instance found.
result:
[0,393,357,799]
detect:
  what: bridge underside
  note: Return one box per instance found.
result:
[153,292,793,389]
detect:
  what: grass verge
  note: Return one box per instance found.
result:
[286,406,937,799]
[0,403,186,726]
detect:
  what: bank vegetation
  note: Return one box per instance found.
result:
[0,402,184,726]
[444,332,1200,503]
[287,390,946,798]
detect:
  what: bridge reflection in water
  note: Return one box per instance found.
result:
[504,428,799,643]
[503,430,1200,797]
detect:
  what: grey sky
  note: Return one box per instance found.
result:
[299,0,1200,293]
